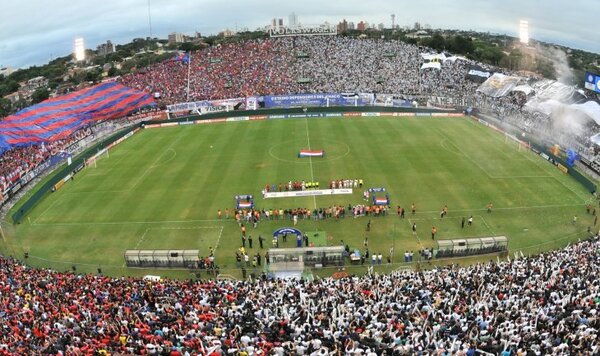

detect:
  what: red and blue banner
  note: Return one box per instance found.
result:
[298,150,324,158]
[0,82,154,154]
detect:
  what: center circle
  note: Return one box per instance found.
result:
[268,139,351,163]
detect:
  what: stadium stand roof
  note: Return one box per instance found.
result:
[0,82,154,154]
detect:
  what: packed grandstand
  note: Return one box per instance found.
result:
[0,35,600,354]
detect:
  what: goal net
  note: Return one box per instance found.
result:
[86,148,109,168]
[504,132,529,152]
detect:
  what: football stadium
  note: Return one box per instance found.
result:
[1,3,600,354]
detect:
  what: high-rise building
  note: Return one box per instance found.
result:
[377,23,385,31]
[337,19,348,33]
[357,21,367,32]
[168,32,185,44]
[391,14,395,29]
[271,18,284,29]
[288,12,298,27]
[96,40,115,56]
[348,22,355,30]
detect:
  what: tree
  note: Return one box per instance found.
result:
[31,88,50,104]
[107,66,119,77]
[449,35,474,55]
[0,98,12,117]
[427,33,446,52]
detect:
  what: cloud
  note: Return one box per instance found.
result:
[0,0,597,68]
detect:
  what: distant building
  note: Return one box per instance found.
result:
[26,76,48,90]
[348,22,355,30]
[288,12,298,27]
[271,18,284,30]
[357,21,367,32]
[96,40,115,56]
[337,19,348,33]
[220,29,236,37]
[0,66,15,77]
[3,92,20,104]
[168,32,185,44]
[377,23,385,31]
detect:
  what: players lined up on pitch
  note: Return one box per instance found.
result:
[263,178,363,192]
[220,202,492,232]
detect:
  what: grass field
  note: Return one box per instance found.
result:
[4,116,595,278]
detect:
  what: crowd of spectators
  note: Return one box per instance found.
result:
[119,37,481,108]
[0,129,91,194]
[1,235,599,354]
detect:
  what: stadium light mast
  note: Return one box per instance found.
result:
[519,20,529,45]
[74,37,85,62]
[147,0,153,38]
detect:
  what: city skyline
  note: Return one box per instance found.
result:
[0,0,598,69]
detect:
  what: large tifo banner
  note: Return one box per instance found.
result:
[260,93,374,108]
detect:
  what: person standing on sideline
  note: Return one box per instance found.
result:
[241,235,246,248]
[363,236,368,247]
[218,209,222,219]
[411,203,416,215]
[248,235,253,249]
[400,207,405,218]
[366,220,371,232]
[487,202,493,213]
[241,224,246,237]
[431,226,437,240]
[293,214,298,226]
[461,217,465,229]
[258,235,264,249]
[572,216,577,224]
[412,222,417,235]
[468,216,473,226]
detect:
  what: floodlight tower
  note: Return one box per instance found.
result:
[74,37,85,62]
[519,20,529,45]
[391,14,395,29]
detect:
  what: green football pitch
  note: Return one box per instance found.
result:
[4,116,595,278]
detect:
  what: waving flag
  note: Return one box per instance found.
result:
[0,82,154,154]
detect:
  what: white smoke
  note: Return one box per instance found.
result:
[536,44,574,84]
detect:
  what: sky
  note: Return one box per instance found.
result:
[0,0,598,69]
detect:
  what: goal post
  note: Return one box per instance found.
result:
[85,148,109,168]
[504,132,529,152]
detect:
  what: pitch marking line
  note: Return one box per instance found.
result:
[437,130,551,179]
[33,199,61,224]
[126,225,224,266]
[305,117,317,210]
[128,133,183,192]
[518,146,589,203]
[30,219,227,227]
[28,203,584,227]
[407,218,425,249]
